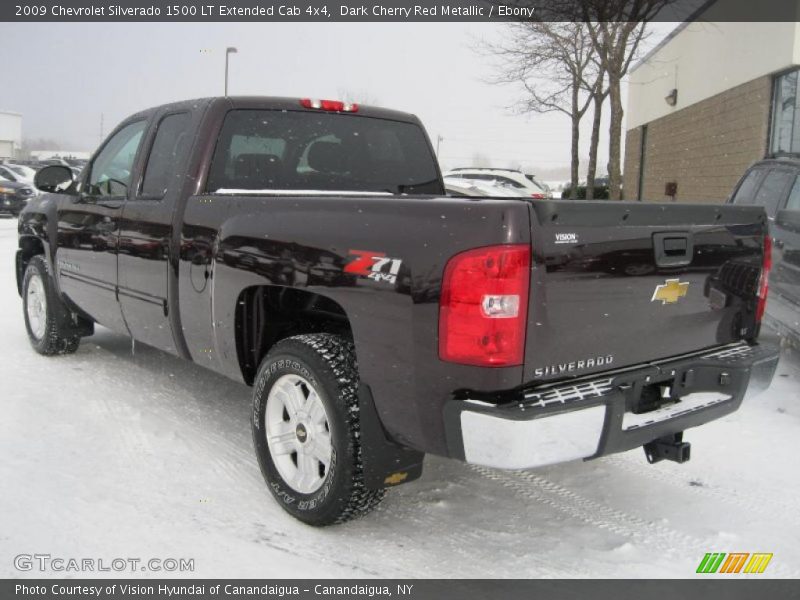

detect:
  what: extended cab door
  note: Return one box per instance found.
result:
[118,111,193,354]
[56,119,148,333]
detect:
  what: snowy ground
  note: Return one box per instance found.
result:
[0,215,798,579]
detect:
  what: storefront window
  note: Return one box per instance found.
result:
[771,69,800,155]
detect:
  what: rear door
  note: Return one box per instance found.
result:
[118,110,194,354]
[524,201,767,384]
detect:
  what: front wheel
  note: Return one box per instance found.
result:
[251,334,385,526]
[22,255,80,355]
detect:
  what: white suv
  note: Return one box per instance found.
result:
[443,168,553,199]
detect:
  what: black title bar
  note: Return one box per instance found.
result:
[4,580,800,600]
[3,0,800,22]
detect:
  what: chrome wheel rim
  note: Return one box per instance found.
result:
[26,274,47,341]
[265,374,332,494]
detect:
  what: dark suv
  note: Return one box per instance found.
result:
[729,158,800,343]
[0,179,35,216]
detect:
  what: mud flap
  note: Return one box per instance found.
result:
[358,384,424,489]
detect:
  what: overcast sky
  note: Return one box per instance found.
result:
[0,22,673,179]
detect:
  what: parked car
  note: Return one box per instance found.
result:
[444,168,553,199]
[0,175,36,216]
[728,158,800,344]
[36,158,71,168]
[18,96,779,526]
[0,163,37,184]
[444,176,531,198]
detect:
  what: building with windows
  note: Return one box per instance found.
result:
[0,111,22,160]
[623,3,800,203]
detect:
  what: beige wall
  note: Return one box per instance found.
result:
[627,20,800,130]
[623,76,772,204]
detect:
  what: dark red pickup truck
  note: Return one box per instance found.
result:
[17,97,779,525]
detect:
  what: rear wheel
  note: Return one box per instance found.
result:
[251,333,385,526]
[22,255,80,355]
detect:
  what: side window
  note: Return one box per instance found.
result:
[87,120,147,197]
[786,176,800,211]
[731,169,764,205]
[140,112,191,198]
[754,169,793,217]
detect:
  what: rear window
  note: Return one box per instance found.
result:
[206,109,442,195]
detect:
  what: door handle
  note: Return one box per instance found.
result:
[774,238,785,249]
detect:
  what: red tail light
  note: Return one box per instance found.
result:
[756,234,772,323]
[300,98,358,113]
[530,193,546,199]
[439,244,530,367]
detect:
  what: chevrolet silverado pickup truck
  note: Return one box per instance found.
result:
[18,97,780,526]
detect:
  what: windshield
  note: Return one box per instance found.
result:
[206,109,442,195]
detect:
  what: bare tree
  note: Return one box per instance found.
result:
[336,88,381,106]
[483,22,599,199]
[582,0,675,199]
[585,63,608,200]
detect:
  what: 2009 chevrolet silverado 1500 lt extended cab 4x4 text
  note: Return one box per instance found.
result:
[17,97,780,525]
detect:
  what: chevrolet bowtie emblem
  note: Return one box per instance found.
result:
[652,279,690,304]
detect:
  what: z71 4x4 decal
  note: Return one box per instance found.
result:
[344,250,403,285]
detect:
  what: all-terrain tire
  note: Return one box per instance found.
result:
[252,333,386,526]
[22,255,80,355]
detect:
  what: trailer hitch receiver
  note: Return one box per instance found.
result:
[644,432,691,464]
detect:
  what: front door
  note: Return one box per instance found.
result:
[56,119,147,333]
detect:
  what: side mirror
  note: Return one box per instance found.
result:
[34,165,75,194]
[776,209,800,233]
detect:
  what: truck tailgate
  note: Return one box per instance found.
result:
[524,201,768,383]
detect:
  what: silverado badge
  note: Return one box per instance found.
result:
[652,279,690,304]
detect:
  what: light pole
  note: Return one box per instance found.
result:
[224,47,238,96]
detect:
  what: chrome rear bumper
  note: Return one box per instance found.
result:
[444,341,781,470]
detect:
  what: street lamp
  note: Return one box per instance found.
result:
[224,47,238,96]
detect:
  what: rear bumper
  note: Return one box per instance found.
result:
[443,341,781,470]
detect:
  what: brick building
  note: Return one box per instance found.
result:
[623,4,800,203]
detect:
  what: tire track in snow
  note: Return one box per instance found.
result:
[470,465,799,578]
[605,455,800,528]
[373,468,589,579]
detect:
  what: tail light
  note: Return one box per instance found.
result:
[530,193,546,199]
[300,98,358,113]
[756,234,772,323]
[439,244,530,367]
